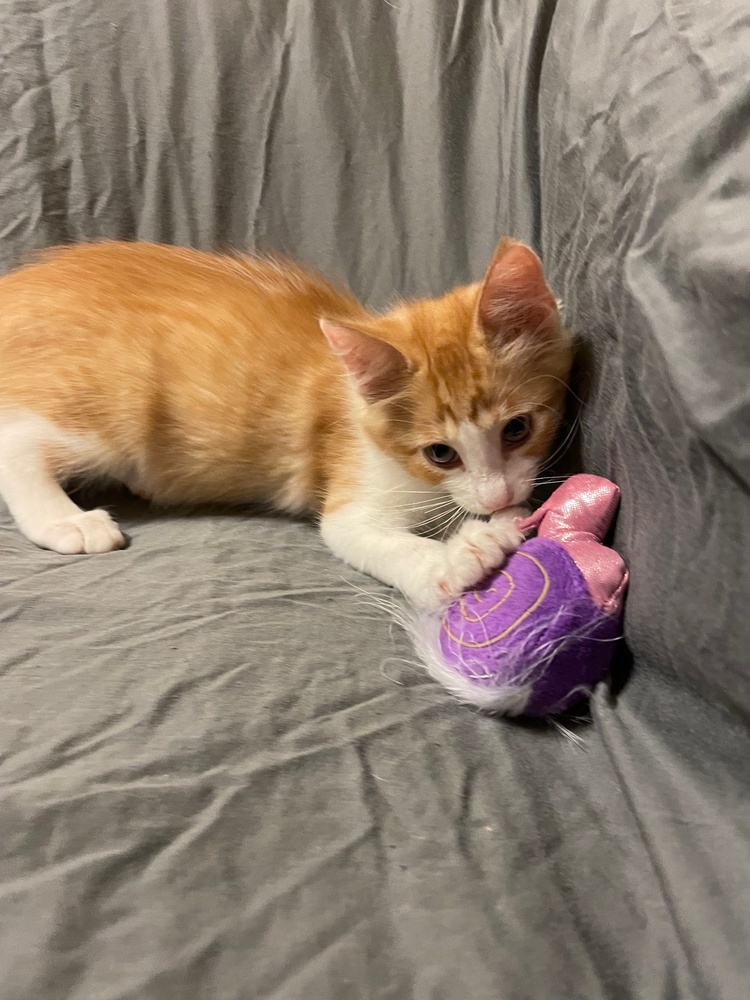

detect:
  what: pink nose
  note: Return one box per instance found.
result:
[477,484,511,512]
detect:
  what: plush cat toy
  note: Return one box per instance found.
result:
[410,475,629,716]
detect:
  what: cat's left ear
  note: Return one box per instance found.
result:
[320,320,410,403]
[477,239,560,346]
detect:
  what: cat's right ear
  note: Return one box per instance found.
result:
[320,320,410,403]
[477,239,559,346]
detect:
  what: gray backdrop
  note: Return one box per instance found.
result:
[1,2,749,998]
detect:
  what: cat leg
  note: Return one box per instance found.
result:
[321,502,523,608]
[0,416,125,554]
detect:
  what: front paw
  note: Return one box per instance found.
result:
[449,516,521,582]
[437,512,524,603]
[468,507,528,569]
[33,509,126,555]
[410,509,525,609]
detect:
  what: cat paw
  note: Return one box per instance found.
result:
[436,510,525,601]
[402,512,525,609]
[33,510,126,555]
[457,508,526,556]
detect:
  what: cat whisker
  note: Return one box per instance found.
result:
[440,505,470,537]
[363,485,449,497]
[366,498,458,517]
[387,497,456,510]
[538,412,581,472]
[412,507,462,531]
[353,489,448,504]
[359,502,459,532]
[550,719,588,749]
[511,373,581,405]
[513,401,565,417]
[409,509,460,526]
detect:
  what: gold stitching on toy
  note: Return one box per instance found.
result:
[442,552,551,649]
[458,573,514,621]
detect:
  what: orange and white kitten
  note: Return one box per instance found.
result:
[0,239,571,607]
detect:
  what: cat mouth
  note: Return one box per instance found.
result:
[468,494,529,517]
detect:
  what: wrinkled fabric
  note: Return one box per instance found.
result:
[1,1,749,998]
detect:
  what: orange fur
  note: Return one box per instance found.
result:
[0,239,572,602]
[0,243,365,511]
[0,240,568,510]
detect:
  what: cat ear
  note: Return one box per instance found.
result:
[319,320,410,402]
[478,239,559,345]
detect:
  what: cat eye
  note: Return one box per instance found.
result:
[423,443,461,468]
[502,415,532,446]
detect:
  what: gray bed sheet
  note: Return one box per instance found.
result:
[1,1,750,999]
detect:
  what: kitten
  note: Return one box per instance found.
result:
[0,239,571,607]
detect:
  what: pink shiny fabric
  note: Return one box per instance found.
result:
[517,475,629,614]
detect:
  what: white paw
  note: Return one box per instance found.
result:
[456,508,525,555]
[34,509,126,554]
[436,509,524,603]
[441,517,521,595]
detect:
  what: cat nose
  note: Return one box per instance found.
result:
[477,483,512,513]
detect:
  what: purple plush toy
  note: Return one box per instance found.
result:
[411,475,629,716]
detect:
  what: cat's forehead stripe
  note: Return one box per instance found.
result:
[434,383,493,427]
